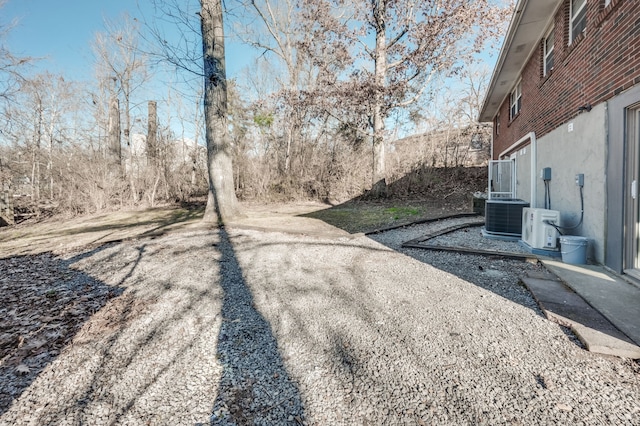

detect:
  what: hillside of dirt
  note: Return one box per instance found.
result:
[305,166,488,234]
[384,165,487,202]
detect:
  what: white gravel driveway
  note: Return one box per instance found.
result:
[1,221,638,425]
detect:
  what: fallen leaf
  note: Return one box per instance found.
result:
[15,364,30,375]
[24,338,48,351]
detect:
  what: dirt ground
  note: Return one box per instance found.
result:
[1,164,487,255]
[0,198,472,258]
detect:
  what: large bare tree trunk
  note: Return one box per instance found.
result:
[284,122,292,174]
[147,100,157,163]
[108,96,122,167]
[371,0,387,197]
[200,0,241,223]
[33,98,43,202]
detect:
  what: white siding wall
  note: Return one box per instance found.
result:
[513,103,607,263]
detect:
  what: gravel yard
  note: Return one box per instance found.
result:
[1,217,639,425]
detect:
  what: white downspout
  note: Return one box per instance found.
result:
[490,128,494,160]
[530,133,537,208]
[498,131,537,208]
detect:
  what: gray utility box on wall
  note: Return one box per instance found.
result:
[485,199,530,236]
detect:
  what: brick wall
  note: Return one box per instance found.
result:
[492,0,640,158]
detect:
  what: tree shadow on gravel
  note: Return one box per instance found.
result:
[0,247,124,416]
[369,229,545,309]
[7,236,222,424]
[367,231,588,351]
[210,226,305,425]
[305,202,548,328]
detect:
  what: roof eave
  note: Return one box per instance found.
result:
[478,0,562,123]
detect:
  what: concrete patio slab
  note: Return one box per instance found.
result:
[522,276,640,358]
[541,260,640,348]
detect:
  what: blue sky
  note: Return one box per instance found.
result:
[1,0,506,139]
[0,0,258,143]
[2,0,503,92]
[2,0,249,83]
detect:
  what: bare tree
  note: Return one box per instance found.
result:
[0,0,29,101]
[107,96,122,166]
[200,0,241,222]
[147,100,158,162]
[1,72,79,211]
[234,0,313,175]
[303,0,511,196]
[145,0,241,222]
[93,15,149,148]
[92,13,149,201]
[413,65,493,167]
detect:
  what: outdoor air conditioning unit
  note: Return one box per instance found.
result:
[521,208,560,249]
[485,199,529,236]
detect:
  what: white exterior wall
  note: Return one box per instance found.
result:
[513,103,607,263]
[513,146,531,202]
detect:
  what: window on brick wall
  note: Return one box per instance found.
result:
[570,0,587,44]
[495,112,501,135]
[544,25,555,76]
[510,81,522,120]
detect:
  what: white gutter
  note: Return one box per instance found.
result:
[499,132,537,208]
[479,0,528,121]
[478,0,563,122]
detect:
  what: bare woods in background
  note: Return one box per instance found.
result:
[0,72,209,222]
[0,80,489,223]
[0,0,501,223]
[0,51,491,222]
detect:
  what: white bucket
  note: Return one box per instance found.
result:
[559,236,588,265]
